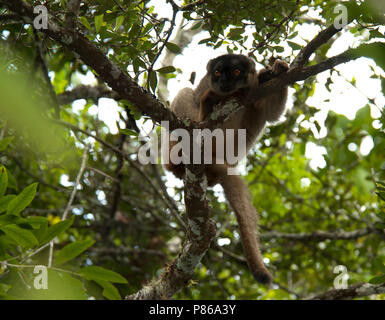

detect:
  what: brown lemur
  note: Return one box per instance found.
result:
[162,54,289,284]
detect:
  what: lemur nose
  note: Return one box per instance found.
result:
[220,85,232,92]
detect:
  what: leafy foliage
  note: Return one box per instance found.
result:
[0,0,384,300]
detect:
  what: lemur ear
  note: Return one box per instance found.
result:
[248,58,256,71]
[206,58,214,72]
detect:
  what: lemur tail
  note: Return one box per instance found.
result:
[219,174,273,285]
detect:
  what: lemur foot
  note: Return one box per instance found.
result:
[272,59,289,75]
[258,59,289,83]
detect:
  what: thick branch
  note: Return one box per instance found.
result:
[260,227,377,241]
[128,164,216,300]
[250,49,353,101]
[57,85,119,105]
[291,24,344,68]
[309,282,385,300]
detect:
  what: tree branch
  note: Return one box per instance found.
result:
[308,282,385,300]
[260,226,378,241]
[249,49,354,102]
[32,29,60,119]
[157,19,202,102]
[291,23,345,68]
[48,144,89,268]
[146,3,178,91]
[57,85,119,105]
[127,164,216,299]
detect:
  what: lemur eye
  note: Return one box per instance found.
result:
[233,69,241,76]
[214,70,221,77]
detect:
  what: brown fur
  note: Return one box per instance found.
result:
[162,54,288,284]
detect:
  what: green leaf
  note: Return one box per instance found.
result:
[122,102,142,121]
[376,191,385,202]
[6,169,18,191]
[369,274,385,284]
[156,66,176,74]
[6,183,38,216]
[120,129,138,137]
[39,216,74,245]
[0,166,8,197]
[0,213,22,226]
[0,136,14,152]
[95,280,122,300]
[142,23,153,36]
[79,17,92,30]
[25,216,48,229]
[350,42,385,71]
[287,41,302,51]
[376,212,385,221]
[191,21,202,30]
[114,16,124,32]
[374,222,385,229]
[79,266,127,283]
[149,71,157,92]
[55,239,95,265]
[95,14,104,33]
[0,283,11,294]
[274,46,285,53]
[27,269,87,300]
[1,224,38,248]
[165,42,181,53]
[353,105,371,132]
[373,257,385,273]
[198,38,211,45]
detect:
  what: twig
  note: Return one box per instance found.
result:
[33,29,60,119]
[251,0,300,53]
[145,4,178,91]
[10,154,66,192]
[102,133,126,240]
[57,85,120,105]
[4,262,82,278]
[180,0,207,11]
[88,166,119,182]
[62,144,89,221]
[47,144,89,267]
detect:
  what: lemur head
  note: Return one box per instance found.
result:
[206,54,257,96]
